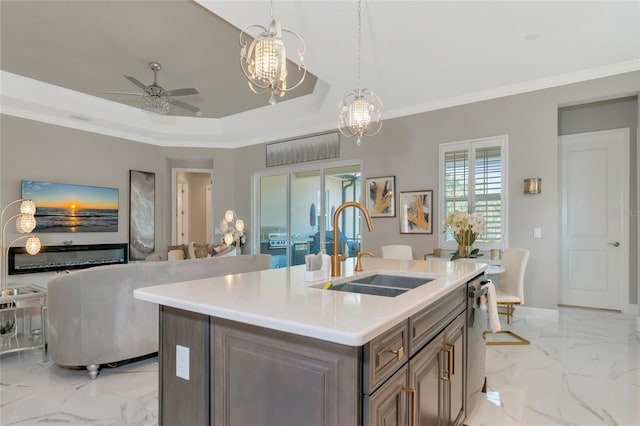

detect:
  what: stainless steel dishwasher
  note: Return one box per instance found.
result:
[466,274,489,415]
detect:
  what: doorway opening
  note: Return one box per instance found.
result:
[171,168,213,245]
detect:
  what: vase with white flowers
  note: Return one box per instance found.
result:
[444,211,487,260]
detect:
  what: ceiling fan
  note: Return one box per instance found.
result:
[103,61,201,115]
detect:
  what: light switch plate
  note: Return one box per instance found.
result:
[533,227,542,239]
[176,345,189,380]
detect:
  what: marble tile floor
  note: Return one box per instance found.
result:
[467,307,640,426]
[0,306,638,426]
[0,354,158,425]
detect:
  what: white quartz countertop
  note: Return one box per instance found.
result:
[134,257,487,346]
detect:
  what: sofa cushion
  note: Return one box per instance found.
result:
[190,242,213,258]
[168,249,184,261]
[168,244,187,258]
[146,251,166,262]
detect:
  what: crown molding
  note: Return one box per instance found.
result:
[384,60,640,121]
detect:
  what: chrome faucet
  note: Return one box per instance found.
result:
[331,202,374,277]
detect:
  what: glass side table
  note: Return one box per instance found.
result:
[0,284,47,360]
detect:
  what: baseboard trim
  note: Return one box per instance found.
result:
[516,306,559,321]
[622,304,638,315]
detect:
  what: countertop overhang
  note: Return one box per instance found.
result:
[134,257,487,346]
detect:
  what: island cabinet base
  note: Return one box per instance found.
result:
[159,306,361,426]
[159,306,210,426]
[212,318,361,426]
[158,284,474,426]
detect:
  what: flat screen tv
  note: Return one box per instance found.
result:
[22,180,119,233]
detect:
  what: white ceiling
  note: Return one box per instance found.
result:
[1,1,638,149]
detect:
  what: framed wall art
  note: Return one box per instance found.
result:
[266,131,339,167]
[22,180,118,233]
[399,190,433,234]
[365,176,395,218]
[129,170,155,260]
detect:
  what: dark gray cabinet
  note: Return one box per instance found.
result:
[364,365,408,426]
[409,333,442,425]
[159,306,210,426]
[443,314,466,426]
[211,318,361,426]
[366,290,467,426]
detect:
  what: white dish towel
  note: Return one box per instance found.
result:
[481,280,501,333]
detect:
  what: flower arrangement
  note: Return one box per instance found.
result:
[444,211,486,260]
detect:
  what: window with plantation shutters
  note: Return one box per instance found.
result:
[439,136,508,249]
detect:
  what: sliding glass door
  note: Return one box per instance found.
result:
[259,175,288,268]
[325,165,361,258]
[255,161,361,269]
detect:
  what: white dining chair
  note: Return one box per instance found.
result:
[381,245,413,260]
[495,248,530,324]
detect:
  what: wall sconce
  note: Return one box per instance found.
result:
[524,178,542,194]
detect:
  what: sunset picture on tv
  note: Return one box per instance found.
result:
[22,180,119,233]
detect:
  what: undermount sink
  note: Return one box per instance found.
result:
[329,283,408,297]
[350,274,434,289]
[321,274,436,297]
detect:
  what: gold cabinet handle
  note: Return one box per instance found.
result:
[386,346,404,360]
[442,346,453,382]
[401,386,416,426]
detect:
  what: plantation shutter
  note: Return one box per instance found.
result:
[443,150,469,242]
[439,136,507,248]
[474,147,502,243]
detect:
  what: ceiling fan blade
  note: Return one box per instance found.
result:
[169,98,200,113]
[164,88,199,97]
[101,91,143,96]
[124,75,150,92]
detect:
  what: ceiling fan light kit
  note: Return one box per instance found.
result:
[105,61,201,116]
[239,1,306,105]
[338,0,383,145]
[141,94,170,115]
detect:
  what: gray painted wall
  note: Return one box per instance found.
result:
[0,116,236,285]
[235,71,639,311]
[2,71,639,311]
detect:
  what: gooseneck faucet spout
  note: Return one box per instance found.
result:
[331,202,374,277]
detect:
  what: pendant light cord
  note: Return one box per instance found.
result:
[357,0,362,92]
[270,0,274,20]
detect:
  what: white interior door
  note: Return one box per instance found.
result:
[560,128,629,310]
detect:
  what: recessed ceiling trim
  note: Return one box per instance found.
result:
[2,61,639,149]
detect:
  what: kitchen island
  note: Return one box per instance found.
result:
[134,257,487,426]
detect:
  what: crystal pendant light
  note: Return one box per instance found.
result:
[338,0,383,145]
[240,0,306,104]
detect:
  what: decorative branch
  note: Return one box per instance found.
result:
[373,182,393,214]
[406,195,429,230]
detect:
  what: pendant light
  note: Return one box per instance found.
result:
[338,0,383,145]
[240,0,306,105]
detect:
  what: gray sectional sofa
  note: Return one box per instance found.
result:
[47,254,271,378]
